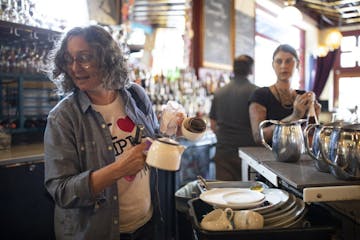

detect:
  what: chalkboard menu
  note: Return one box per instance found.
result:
[203,0,233,70]
[235,10,255,58]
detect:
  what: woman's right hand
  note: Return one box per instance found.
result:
[90,142,149,195]
[114,142,149,178]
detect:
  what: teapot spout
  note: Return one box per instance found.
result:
[178,145,186,154]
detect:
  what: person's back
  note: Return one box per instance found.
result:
[212,79,257,147]
[210,55,258,180]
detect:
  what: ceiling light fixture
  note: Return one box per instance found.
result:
[325,28,343,50]
[314,44,329,58]
[278,0,303,25]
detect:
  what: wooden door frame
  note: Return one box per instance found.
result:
[333,30,360,107]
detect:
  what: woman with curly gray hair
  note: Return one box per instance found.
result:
[43,25,166,240]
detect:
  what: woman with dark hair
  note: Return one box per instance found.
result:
[43,25,181,240]
[249,44,321,144]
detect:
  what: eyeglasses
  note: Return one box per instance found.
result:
[64,52,94,68]
[274,58,296,66]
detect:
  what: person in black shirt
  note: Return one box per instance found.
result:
[249,44,321,144]
[210,55,258,180]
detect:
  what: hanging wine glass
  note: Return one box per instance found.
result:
[0,0,4,19]
[2,0,19,23]
[28,0,42,27]
[18,0,35,26]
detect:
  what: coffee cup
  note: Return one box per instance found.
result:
[181,117,207,141]
[200,208,234,231]
[233,210,264,230]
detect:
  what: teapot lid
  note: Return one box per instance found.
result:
[157,137,180,146]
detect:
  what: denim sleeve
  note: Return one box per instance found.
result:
[128,83,160,137]
[44,112,97,209]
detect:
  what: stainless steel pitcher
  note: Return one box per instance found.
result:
[321,123,360,180]
[259,119,306,162]
[304,121,347,173]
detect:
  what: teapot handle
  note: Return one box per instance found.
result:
[259,120,277,151]
[224,208,234,221]
[304,123,318,160]
[317,127,336,166]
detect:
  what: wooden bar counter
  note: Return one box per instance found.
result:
[0,143,44,166]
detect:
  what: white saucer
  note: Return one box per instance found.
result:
[199,188,265,209]
[222,190,265,204]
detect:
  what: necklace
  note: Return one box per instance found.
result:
[273,85,294,109]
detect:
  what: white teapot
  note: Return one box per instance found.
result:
[146,137,185,171]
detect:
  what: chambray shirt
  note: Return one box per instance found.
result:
[44,83,159,240]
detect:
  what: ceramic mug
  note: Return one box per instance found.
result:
[233,210,264,230]
[145,137,185,171]
[181,117,207,141]
[200,208,234,231]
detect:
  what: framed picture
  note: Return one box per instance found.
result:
[201,0,234,70]
[87,0,121,25]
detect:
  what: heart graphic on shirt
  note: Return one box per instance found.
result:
[116,116,135,132]
[124,175,136,182]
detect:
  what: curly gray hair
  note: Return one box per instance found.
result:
[44,25,129,95]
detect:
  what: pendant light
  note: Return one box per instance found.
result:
[325,28,343,50]
[315,14,343,57]
[278,0,303,25]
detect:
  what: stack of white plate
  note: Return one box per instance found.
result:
[259,192,307,229]
[199,188,307,229]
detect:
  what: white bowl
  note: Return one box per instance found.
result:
[181,117,206,141]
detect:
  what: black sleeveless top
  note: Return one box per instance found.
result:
[249,87,306,120]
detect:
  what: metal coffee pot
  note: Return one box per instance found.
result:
[304,121,347,173]
[320,123,360,180]
[259,119,306,162]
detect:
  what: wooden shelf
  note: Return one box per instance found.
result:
[0,20,61,44]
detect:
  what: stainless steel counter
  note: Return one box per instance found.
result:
[239,147,360,227]
[239,147,360,201]
[0,143,44,167]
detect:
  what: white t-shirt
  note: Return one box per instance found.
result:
[92,93,152,233]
